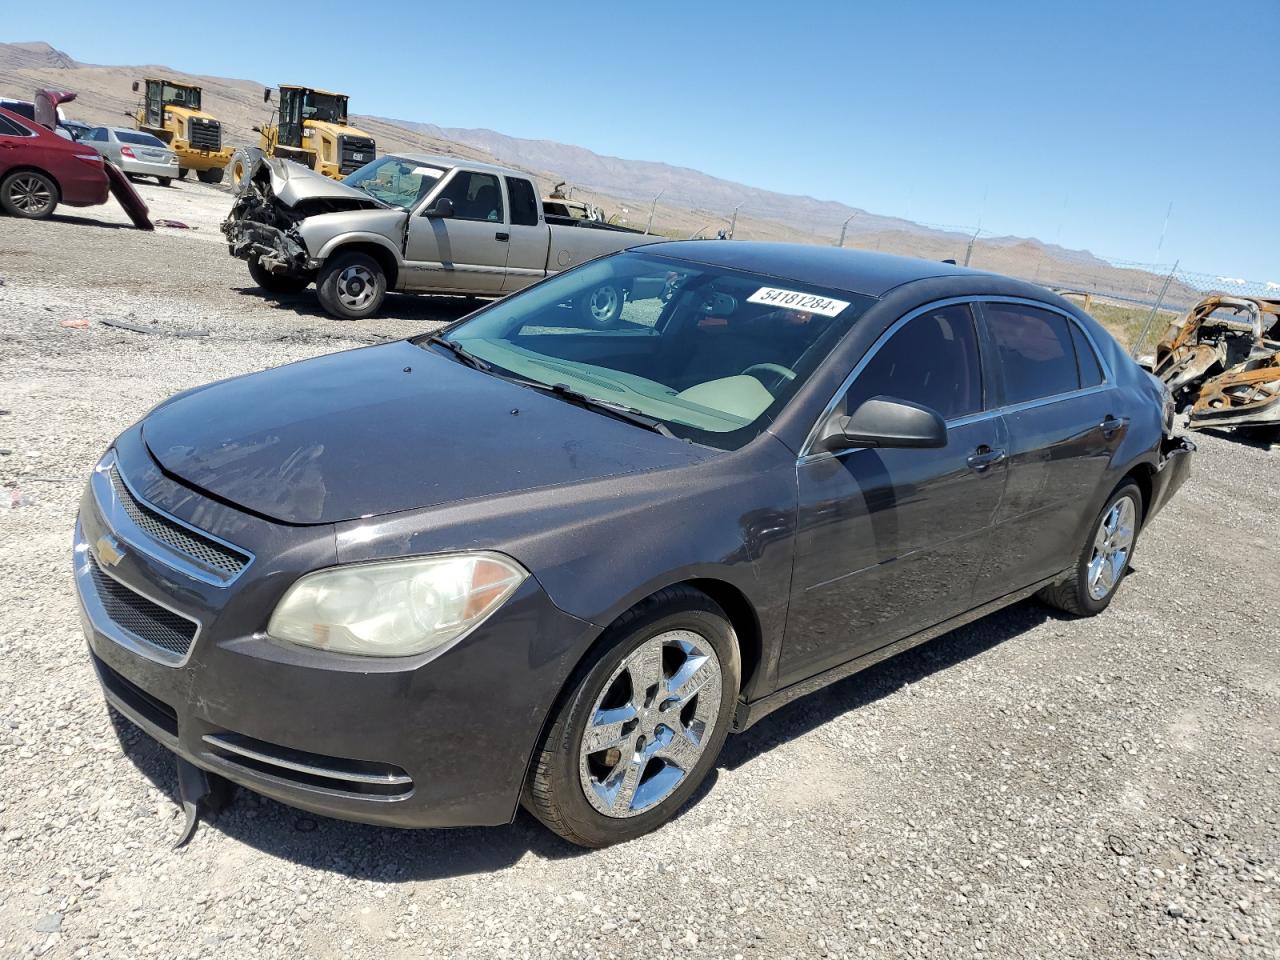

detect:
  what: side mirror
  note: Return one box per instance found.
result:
[819,396,947,451]
[131,81,139,92]
[423,197,454,218]
[263,88,272,103]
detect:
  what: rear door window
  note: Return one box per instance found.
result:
[844,303,985,420]
[0,114,33,137]
[505,177,539,226]
[983,303,1081,404]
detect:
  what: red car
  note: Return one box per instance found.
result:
[0,105,110,219]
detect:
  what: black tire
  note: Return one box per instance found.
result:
[574,282,624,327]
[158,177,172,187]
[177,168,190,181]
[0,170,59,219]
[227,147,261,194]
[316,252,386,320]
[197,167,224,185]
[248,255,310,295]
[524,586,741,848]
[1038,481,1143,617]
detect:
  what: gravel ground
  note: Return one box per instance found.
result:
[1,185,1277,960]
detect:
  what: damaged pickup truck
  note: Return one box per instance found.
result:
[223,153,663,320]
[1151,295,1280,439]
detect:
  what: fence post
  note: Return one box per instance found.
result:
[1131,260,1179,359]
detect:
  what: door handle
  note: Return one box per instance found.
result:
[495,232,509,242]
[967,446,1006,472]
[1100,415,1127,439]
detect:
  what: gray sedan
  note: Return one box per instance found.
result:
[81,127,179,186]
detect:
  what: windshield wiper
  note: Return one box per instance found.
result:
[426,335,491,371]
[521,380,676,438]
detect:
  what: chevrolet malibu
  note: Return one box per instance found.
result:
[75,243,1193,847]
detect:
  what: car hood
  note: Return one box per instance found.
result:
[261,156,386,209]
[141,341,709,525]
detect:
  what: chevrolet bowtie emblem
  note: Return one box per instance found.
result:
[96,535,126,568]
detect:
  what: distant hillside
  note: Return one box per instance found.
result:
[1,39,1190,305]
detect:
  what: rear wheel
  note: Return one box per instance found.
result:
[1038,481,1143,616]
[316,252,386,320]
[575,282,624,327]
[525,586,740,847]
[0,171,59,219]
[197,167,224,185]
[248,255,310,295]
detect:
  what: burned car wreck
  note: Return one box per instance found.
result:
[1151,295,1280,437]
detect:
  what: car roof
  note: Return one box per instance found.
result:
[635,241,1000,298]
[391,152,522,178]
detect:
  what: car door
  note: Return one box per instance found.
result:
[0,112,37,177]
[779,301,1009,687]
[501,176,548,293]
[970,300,1124,601]
[402,169,509,294]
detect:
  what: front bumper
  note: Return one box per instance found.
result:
[74,432,596,829]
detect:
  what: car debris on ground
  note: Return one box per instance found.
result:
[1151,295,1280,440]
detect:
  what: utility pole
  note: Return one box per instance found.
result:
[838,213,857,248]
[1131,260,1179,359]
[645,189,664,235]
[728,203,743,240]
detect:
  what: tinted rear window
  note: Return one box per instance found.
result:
[117,131,166,147]
[506,177,539,226]
[984,303,1080,404]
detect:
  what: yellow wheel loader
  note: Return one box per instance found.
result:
[227,86,377,188]
[131,78,232,183]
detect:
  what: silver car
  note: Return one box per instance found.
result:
[82,127,179,186]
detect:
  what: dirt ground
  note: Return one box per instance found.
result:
[0,182,1277,959]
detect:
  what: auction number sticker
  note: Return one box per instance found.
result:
[747,287,850,317]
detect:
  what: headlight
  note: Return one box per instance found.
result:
[268,553,527,657]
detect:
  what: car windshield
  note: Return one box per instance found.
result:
[417,251,875,449]
[344,156,445,209]
[304,93,347,123]
[117,131,166,147]
[162,84,200,110]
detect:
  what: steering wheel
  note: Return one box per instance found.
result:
[741,363,797,390]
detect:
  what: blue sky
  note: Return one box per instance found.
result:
[5,0,1276,278]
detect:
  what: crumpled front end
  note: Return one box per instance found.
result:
[220,155,384,277]
[1152,295,1280,435]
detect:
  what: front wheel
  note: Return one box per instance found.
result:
[1038,481,1143,616]
[0,170,59,219]
[316,252,386,320]
[158,177,172,187]
[197,166,224,185]
[248,255,310,295]
[525,586,740,847]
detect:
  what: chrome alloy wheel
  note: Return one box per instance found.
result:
[335,263,378,311]
[587,285,620,324]
[8,175,54,215]
[579,630,723,818]
[1087,496,1136,600]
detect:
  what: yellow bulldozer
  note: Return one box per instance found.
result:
[227,85,377,187]
[131,78,232,183]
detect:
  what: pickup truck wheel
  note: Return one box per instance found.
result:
[197,167,224,185]
[524,586,740,847]
[576,283,624,328]
[317,253,386,320]
[248,255,310,295]
[1,171,59,219]
[1038,481,1143,617]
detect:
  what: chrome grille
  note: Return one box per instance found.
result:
[110,466,250,579]
[86,554,197,658]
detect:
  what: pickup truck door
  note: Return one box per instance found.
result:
[501,176,549,293]
[402,169,508,294]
